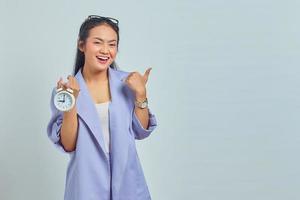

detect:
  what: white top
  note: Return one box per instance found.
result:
[95,101,110,154]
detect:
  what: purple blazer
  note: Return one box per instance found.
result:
[47,67,157,200]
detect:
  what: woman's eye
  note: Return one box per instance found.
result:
[109,44,116,47]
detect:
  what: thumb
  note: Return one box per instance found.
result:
[143,67,152,83]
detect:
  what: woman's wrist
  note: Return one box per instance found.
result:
[135,92,147,101]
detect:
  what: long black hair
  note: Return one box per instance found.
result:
[73,16,120,75]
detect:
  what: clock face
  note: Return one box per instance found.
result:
[54,90,75,112]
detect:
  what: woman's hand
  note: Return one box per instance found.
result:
[57,75,80,99]
[124,67,152,100]
[56,75,80,152]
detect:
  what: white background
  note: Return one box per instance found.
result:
[0,0,299,199]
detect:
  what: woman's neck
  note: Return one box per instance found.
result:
[82,66,109,85]
[82,66,111,103]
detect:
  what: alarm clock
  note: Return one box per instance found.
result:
[54,87,76,112]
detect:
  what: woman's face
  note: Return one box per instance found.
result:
[79,24,118,72]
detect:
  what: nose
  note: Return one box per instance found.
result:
[100,44,109,54]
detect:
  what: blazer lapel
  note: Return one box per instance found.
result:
[75,69,107,157]
[75,67,130,194]
[107,67,130,194]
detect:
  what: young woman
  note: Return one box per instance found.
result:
[47,15,157,200]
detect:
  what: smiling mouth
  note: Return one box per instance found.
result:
[96,56,110,62]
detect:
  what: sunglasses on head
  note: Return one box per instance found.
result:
[85,15,119,25]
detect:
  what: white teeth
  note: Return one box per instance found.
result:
[97,56,109,60]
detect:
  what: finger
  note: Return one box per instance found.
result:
[124,72,134,82]
[128,72,135,78]
[143,67,152,82]
[67,75,74,82]
[56,79,60,89]
[67,76,80,92]
[65,75,71,86]
[57,77,63,89]
[67,76,73,87]
[61,82,68,89]
[67,77,79,96]
[68,75,77,87]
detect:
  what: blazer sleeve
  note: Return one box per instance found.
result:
[46,87,73,154]
[132,107,158,140]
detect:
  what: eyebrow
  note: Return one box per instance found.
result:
[93,37,117,42]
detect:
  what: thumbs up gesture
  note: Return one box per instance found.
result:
[123,67,152,99]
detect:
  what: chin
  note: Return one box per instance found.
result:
[94,65,110,72]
